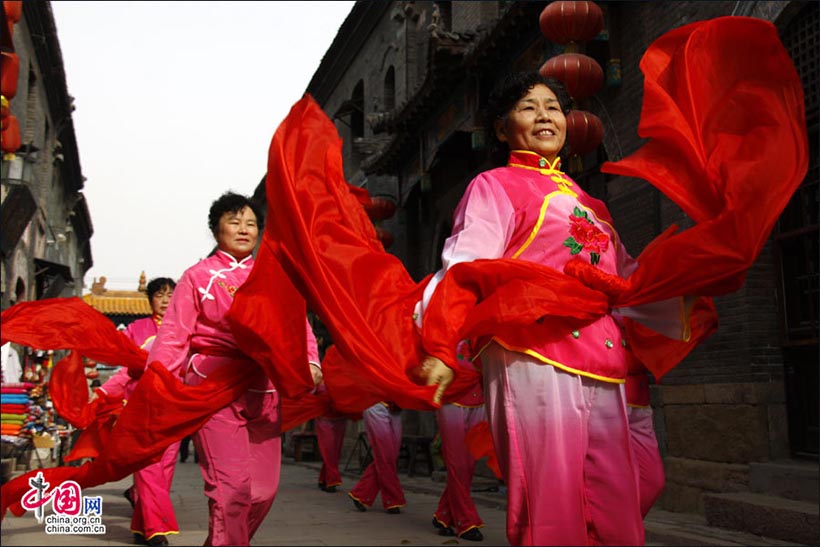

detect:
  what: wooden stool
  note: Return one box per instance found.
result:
[291,431,318,462]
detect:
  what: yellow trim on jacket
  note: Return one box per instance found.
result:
[478,337,625,384]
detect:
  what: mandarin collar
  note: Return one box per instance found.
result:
[507,150,563,172]
[216,249,253,267]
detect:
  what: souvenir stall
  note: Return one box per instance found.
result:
[0,348,69,482]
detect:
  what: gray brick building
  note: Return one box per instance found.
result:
[1,1,92,310]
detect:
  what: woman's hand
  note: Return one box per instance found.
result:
[309,363,323,386]
[417,355,454,405]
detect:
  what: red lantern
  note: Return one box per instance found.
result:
[86,369,100,380]
[1,52,19,99]
[539,53,603,100]
[1,114,20,154]
[566,110,603,157]
[3,1,23,24]
[539,1,604,45]
[364,197,397,221]
[375,226,394,249]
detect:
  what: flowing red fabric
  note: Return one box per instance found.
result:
[0,279,339,519]
[61,400,121,462]
[0,298,149,370]
[48,351,100,429]
[228,16,806,409]
[601,17,808,306]
[229,235,314,400]
[1,361,252,517]
[465,421,501,480]
[0,300,249,517]
[229,97,453,414]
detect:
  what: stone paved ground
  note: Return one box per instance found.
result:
[1,457,801,546]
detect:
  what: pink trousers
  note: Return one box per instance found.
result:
[628,406,666,517]
[434,403,486,536]
[130,441,180,541]
[186,356,282,546]
[349,403,405,510]
[315,415,347,487]
[482,343,643,546]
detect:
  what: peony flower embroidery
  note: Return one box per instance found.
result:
[217,281,238,297]
[563,207,609,265]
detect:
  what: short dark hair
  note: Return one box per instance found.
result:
[485,71,572,166]
[207,192,265,236]
[146,277,176,302]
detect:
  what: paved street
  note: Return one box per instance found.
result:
[2,456,799,546]
[1,458,511,546]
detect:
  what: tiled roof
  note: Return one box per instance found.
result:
[82,293,151,316]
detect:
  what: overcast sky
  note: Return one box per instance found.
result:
[50,1,355,291]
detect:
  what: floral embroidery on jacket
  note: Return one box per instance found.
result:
[217,280,238,297]
[563,206,609,265]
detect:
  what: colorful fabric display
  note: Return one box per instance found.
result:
[0,383,36,390]
[0,388,29,395]
[0,404,29,414]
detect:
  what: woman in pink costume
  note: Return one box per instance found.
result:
[416,73,691,546]
[146,192,321,546]
[625,356,665,518]
[97,277,179,546]
[348,401,405,513]
[315,405,347,493]
[314,332,348,494]
[432,340,486,541]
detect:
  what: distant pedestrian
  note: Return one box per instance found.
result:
[97,277,178,546]
[315,401,347,493]
[348,401,405,513]
[624,353,665,518]
[432,341,485,541]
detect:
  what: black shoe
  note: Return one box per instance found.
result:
[124,488,135,508]
[325,485,336,493]
[349,495,367,512]
[432,517,455,536]
[386,507,401,514]
[146,535,169,546]
[318,481,326,491]
[459,528,484,542]
[133,533,146,545]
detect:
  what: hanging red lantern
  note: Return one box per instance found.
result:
[84,359,98,369]
[3,1,23,24]
[539,1,604,45]
[364,197,397,221]
[374,226,394,249]
[539,52,603,100]
[1,114,21,154]
[86,369,100,380]
[566,110,603,157]
[1,52,19,99]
